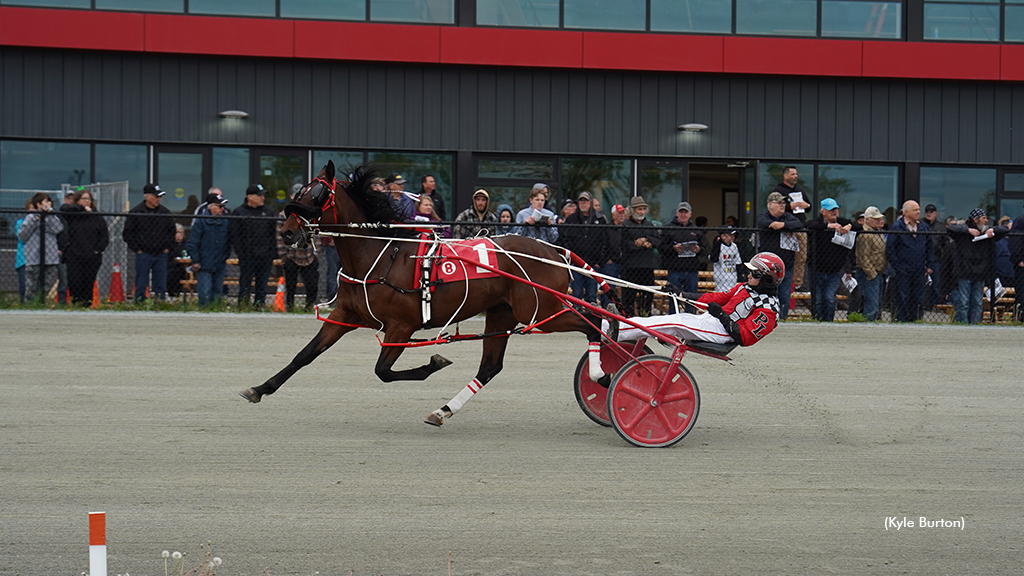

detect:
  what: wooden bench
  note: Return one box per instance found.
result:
[178,258,296,301]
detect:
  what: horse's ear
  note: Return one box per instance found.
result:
[326,160,336,183]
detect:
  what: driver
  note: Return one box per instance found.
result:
[604,252,783,347]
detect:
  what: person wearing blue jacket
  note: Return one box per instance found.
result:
[886,200,937,322]
[186,193,231,307]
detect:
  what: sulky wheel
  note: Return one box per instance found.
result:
[606,355,700,448]
[573,340,653,427]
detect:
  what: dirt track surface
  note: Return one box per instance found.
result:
[2,311,1023,575]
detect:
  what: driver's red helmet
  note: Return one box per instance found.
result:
[744,252,785,286]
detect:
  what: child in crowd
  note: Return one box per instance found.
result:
[708,228,741,292]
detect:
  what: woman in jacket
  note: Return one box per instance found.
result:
[59,190,109,306]
[18,193,65,302]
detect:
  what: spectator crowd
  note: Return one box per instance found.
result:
[11,166,1024,325]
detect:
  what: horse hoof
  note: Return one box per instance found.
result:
[239,388,262,403]
[424,412,445,427]
[430,354,453,370]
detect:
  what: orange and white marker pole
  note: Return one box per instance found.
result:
[89,511,106,576]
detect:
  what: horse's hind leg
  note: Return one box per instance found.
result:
[426,304,516,426]
[374,326,453,383]
[240,322,355,403]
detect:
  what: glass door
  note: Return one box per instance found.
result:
[256,149,308,215]
[154,147,212,215]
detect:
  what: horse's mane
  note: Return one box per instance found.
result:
[340,165,416,238]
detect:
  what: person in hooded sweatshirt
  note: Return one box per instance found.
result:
[453,189,497,239]
[495,204,515,235]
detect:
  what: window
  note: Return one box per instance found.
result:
[476,0,559,27]
[213,148,251,209]
[188,0,275,16]
[1007,4,1024,40]
[816,164,899,221]
[95,144,148,207]
[563,0,646,30]
[96,0,183,12]
[371,0,454,24]
[477,158,554,180]
[920,166,997,223]
[475,157,557,215]
[759,163,814,202]
[638,163,683,225]
[281,0,366,19]
[1,140,91,236]
[314,151,366,180]
[369,151,454,219]
[0,140,90,191]
[923,1,1000,41]
[562,157,632,218]
[650,0,732,33]
[821,1,901,38]
[736,0,817,36]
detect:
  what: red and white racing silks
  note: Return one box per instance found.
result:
[697,283,779,346]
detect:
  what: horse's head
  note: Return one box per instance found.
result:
[281,160,338,247]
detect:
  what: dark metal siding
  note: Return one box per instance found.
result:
[2,46,1024,165]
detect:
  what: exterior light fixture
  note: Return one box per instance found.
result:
[677,123,709,132]
[219,110,249,120]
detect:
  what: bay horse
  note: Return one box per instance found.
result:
[240,161,611,426]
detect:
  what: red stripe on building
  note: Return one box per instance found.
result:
[723,37,863,77]
[583,32,724,73]
[144,14,295,58]
[0,7,1017,82]
[862,41,1001,80]
[0,7,144,52]
[441,27,583,68]
[1000,44,1024,81]
[89,512,106,546]
[296,21,440,63]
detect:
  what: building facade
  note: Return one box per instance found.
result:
[2,1,1024,229]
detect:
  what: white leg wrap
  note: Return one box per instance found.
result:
[588,341,605,381]
[447,378,483,415]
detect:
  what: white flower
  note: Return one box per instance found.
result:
[213,557,222,566]
[172,551,182,560]
[162,551,170,558]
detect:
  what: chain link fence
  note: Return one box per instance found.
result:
[2,206,1021,323]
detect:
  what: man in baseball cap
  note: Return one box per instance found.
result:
[187,191,231,307]
[384,173,414,220]
[232,183,277,308]
[123,183,175,301]
[806,197,852,321]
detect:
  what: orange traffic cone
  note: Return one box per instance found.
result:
[272,277,286,312]
[90,280,101,309]
[108,263,125,303]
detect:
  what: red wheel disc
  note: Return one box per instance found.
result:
[607,355,700,448]
[573,341,652,427]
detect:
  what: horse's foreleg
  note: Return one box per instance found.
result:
[240,322,354,403]
[426,306,515,426]
[374,328,453,383]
